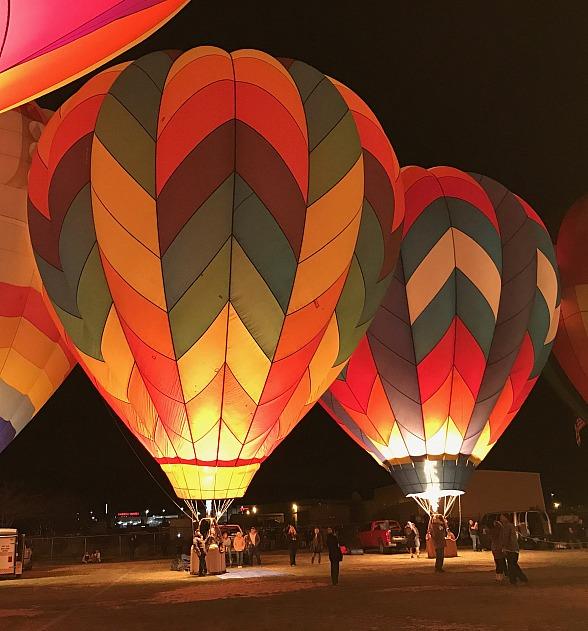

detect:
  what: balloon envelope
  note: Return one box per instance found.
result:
[0,104,75,452]
[322,166,560,502]
[28,47,403,499]
[552,196,588,421]
[0,0,189,113]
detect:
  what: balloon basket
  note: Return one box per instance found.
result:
[426,538,458,559]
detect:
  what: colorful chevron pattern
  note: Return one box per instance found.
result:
[552,196,588,418]
[27,47,402,499]
[321,166,559,495]
[0,0,189,113]
[0,104,74,453]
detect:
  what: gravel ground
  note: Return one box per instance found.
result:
[1,549,587,630]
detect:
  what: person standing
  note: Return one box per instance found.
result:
[428,514,448,573]
[192,531,207,576]
[129,533,137,561]
[469,519,480,551]
[326,527,343,585]
[489,520,506,582]
[310,527,324,564]
[221,531,233,567]
[286,525,298,566]
[500,514,528,585]
[233,531,245,568]
[248,527,261,566]
[405,521,420,558]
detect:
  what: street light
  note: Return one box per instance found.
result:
[252,506,258,514]
[553,502,561,509]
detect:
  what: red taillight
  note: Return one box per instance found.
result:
[385,531,391,543]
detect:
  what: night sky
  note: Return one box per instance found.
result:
[1,2,587,515]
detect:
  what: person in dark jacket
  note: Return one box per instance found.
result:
[310,527,324,564]
[129,534,137,561]
[428,514,448,572]
[326,527,343,585]
[489,520,506,582]
[500,514,528,585]
[286,525,298,566]
[193,531,207,576]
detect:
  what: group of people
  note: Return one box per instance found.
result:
[190,523,344,585]
[220,527,260,568]
[426,512,528,585]
[299,526,343,585]
[190,525,262,577]
[81,549,101,564]
[246,524,343,584]
[489,514,528,585]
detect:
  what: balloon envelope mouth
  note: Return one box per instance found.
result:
[389,457,474,500]
[407,488,464,516]
[407,489,464,500]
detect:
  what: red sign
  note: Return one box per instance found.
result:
[116,512,141,517]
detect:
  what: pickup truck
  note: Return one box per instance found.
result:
[358,520,407,553]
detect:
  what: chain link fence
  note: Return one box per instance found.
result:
[27,531,175,564]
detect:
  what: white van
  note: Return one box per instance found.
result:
[479,510,552,549]
[0,528,24,578]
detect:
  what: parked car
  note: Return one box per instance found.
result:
[479,510,552,549]
[358,520,407,553]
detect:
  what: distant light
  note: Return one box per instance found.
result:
[162,508,166,513]
[553,502,561,509]
[146,509,150,515]
[177,533,181,538]
[252,506,258,514]
[105,503,108,515]
[292,503,298,513]
[246,510,250,515]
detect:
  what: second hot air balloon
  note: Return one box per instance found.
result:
[27,47,403,513]
[0,104,75,453]
[322,166,560,514]
[548,196,588,431]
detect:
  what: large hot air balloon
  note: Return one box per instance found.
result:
[0,104,75,452]
[549,196,588,428]
[322,166,560,514]
[0,0,189,113]
[27,47,403,512]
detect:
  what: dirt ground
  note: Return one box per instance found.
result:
[1,549,587,631]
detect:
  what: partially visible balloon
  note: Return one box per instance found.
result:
[0,104,75,452]
[0,0,189,113]
[322,167,559,512]
[551,196,588,423]
[28,48,403,501]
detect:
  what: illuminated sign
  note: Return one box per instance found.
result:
[116,512,141,517]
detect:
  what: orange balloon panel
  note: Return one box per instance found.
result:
[28,48,403,499]
[0,0,189,113]
[0,105,75,452]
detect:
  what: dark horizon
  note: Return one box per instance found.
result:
[1,2,587,518]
